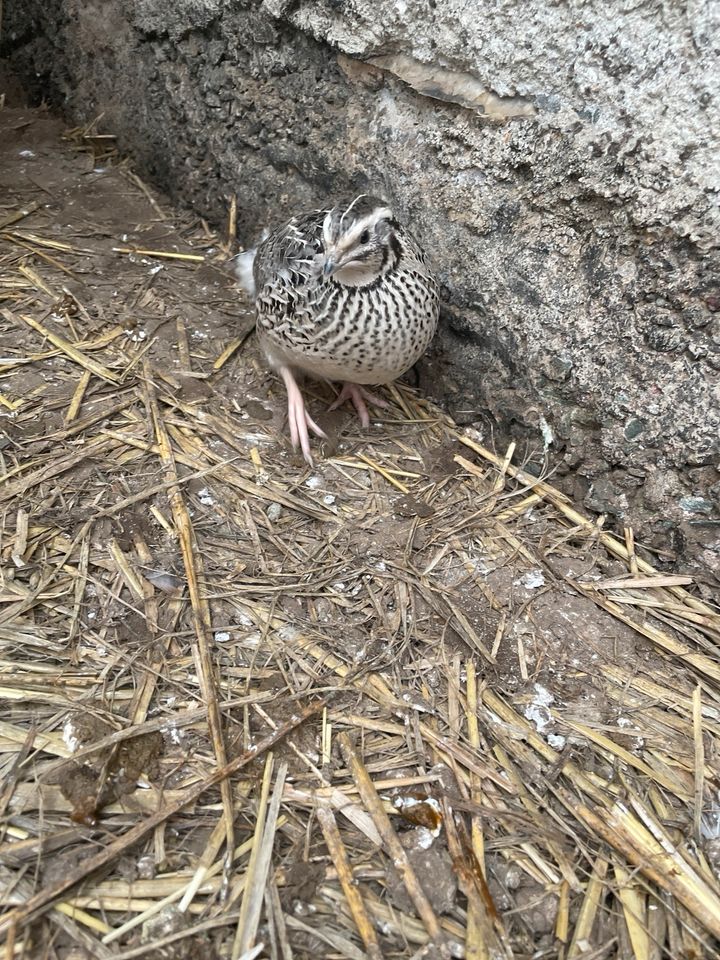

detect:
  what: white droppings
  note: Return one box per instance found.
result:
[415,826,435,849]
[617,716,633,728]
[304,476,322,489]
[198,487,215,506]
[163,722,183,745]
[548,733,566,750]
[214,631,231,643]
[322,494,336,505]
[63,717,81,753]
[136,854,156,880]
[332,582,346,592]
[267,503,282,521]
[375,560,387,572]
[515,569,546,589]
[19,149,35,158]
[524,683,554,734]
[149,264,163,275]
[539,414,554,449]
[393,795,441,814]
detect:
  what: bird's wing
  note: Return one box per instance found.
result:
[253,210,328,296]
[401,228,438,286]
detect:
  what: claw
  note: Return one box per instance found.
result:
[279,366,326,465]
[328,382,389,428]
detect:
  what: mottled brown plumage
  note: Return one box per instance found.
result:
[251,195,439,463]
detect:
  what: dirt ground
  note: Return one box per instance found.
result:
[1,103,720,959]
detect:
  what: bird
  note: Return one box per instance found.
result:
[245,195,439,464]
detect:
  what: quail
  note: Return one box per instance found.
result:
[246,195,439,464]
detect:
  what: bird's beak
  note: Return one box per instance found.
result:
[323,257,336,277]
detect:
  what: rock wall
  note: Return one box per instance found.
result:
[3,0,719,571]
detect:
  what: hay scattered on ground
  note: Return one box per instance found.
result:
[1,105,720,960]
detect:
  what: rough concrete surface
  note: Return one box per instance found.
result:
[2,0,719,572]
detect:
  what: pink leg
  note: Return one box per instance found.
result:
[279,366,327,465]
[327,382,389,429]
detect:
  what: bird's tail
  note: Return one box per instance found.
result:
[232,247,257,300]
[232,229,270,301]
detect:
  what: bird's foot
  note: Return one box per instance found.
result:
[328,382,389,429]
[280,366,327,466]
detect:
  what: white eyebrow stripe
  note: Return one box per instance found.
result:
[323,203,394,255]
[322,210,334,249]
[370,207,392,223]
[345,208,393,242]
[339,194,367,230]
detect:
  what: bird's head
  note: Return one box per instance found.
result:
[321,195,400,287]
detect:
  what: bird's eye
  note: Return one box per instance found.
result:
[359,230,370,244]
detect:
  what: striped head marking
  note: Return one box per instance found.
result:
[321,196,399,288]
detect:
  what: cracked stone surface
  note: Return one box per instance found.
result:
[2,0,719,573]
